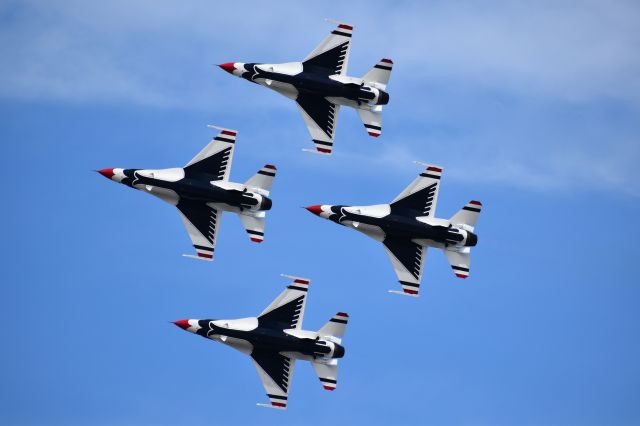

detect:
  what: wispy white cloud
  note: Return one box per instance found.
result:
[3,0,639,106]
[383,1,640,104]
[1,0,639,195]
[298,133,640,197]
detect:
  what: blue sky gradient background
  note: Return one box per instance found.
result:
[2,1,640,424]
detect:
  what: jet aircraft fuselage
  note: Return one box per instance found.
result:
[217,22,393,154]
[230,62,390,107]
[99,167,272,211]
[97,126,277,259]
[175,319,345,359]
[304,163,482,295]
[173,276,348,407]
[309,204,478,248]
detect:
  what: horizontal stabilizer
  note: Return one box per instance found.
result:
[245,164,276,194]
[357,109,382,138]
[449,200,482,229]
[444,249,471,279]
[362,58,393,88]
[317,312,349,338]
[312,361,338,391]
[238,214,265,243]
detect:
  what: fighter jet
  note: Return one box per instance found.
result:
[218,20,392,155]
[305,163,482,297]
[173,275,348,409]
[97,126,275,260]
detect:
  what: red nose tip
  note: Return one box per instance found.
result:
[172,319,190,330]
[218,62,236,74]
[305,205,323,215]
[97,168,115,179]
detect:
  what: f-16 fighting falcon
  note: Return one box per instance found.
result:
[97,126,276,260]
[218,20,392,155]
[173,275,348,409]
[305,163,482,297]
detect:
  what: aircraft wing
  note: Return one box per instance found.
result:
[258,276,309,329]
[184,127,237,181]
[303,21,352,76]
[390,164,443,217]
[383,238,427,296]
[252,350,296,409]
[176,199,221,260]
[295,94,340,155]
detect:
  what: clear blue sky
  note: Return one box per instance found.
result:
[2,1,640,425]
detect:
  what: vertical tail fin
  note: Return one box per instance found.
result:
[449,200,482,229]
[318,312,349,338]
[245,164,277,194]
[362,58,393,88]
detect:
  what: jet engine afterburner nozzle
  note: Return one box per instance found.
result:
[333,343,345,359]
[465,232,478,247]
[376,90,390,105]
[259,196,273,211]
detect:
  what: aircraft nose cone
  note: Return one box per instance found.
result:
[97,168,115,179]
[305,205,323,216]
[218,62,236,74]
[172,319,190,330]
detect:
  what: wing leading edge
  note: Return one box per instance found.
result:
[177,199,222,260]
[258,276,310,330]
[252,350,296,409]
[184,126,237,181]
[303,22,352,76]
[383,238,427,297]
[391,164,443,217]
[296,94,340,155]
